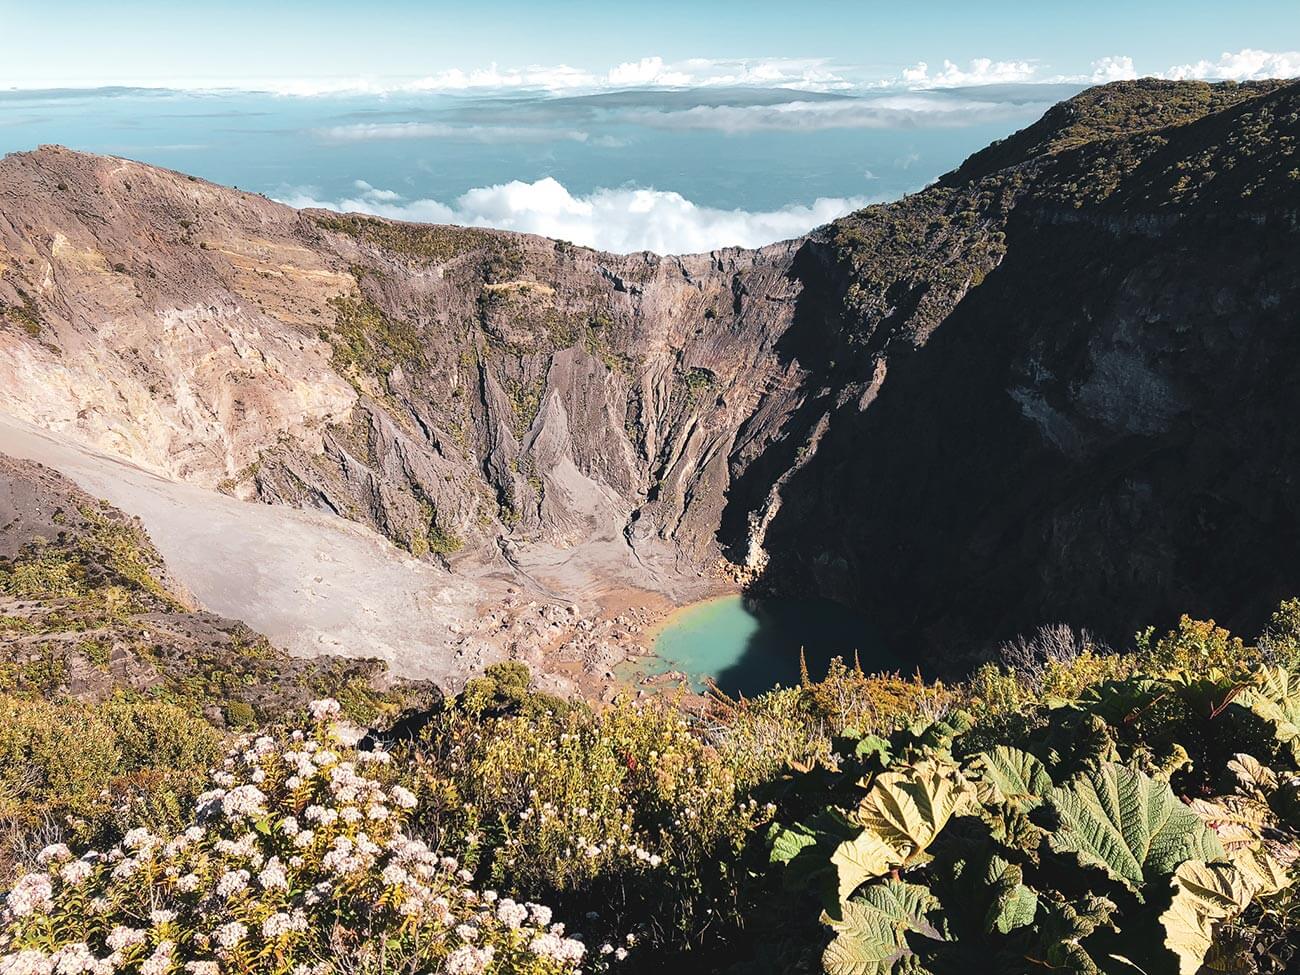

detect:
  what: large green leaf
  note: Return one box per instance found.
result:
[854,759,976,867]
[1030,893,1118,975]
[1077,678,1168,725]
[769,808,859,898]
[823,880,944,975]
[968,746,1053,807]
[831,829,905,905]
[771,821,820,865]
[1235,666,1300,759]
[983,855,1038,934]
[853,734,893,764]
[1047,763,1224,894]
[1157,861,1252,975]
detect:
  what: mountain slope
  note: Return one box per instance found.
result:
[0,152,801,573]
[749,78,1300,658]
[0,450,436,722]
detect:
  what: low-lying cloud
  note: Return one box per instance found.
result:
[630,92,1047,133]
[899,58,1039,88]
[1088,56,1138,83]
[315,121,592,143]
[253,56,853,97]
[277,177,876,254]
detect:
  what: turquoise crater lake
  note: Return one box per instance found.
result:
[638,594,896,697]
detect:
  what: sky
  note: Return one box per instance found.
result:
[1,2,1297,252]
[3,1,1298,90]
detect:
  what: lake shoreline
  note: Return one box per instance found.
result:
[622,592,891,698]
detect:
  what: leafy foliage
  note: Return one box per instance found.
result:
[6,604,1300,973]
[0,701,615,975]
[1046,763,1224,893]
[757,605,1300,975]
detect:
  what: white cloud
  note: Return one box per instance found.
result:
[38,56,855,97]
[630,92,1041,133]
[1090,56,1138,82]
[15,49,1300,98]
[607,56,694,88]
[1163,48,1300,81]
[262,64,600,96]
[276,177,875,254]
[648,56,852,91]
[316,121,591,143]
[353,179,399,201]
[899,58,1039,88]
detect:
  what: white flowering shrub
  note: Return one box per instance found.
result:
[0,702,616,975]
[413,698,771,954]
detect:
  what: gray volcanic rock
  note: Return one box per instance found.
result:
[0,147,805,575]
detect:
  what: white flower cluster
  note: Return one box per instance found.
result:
[1,700,619,975]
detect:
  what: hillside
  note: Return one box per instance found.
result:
[736,78,1300,659]
[2,79,1299,671]
[0,453,435,723]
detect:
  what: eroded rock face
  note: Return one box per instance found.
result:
[0,150,357,482]
[0,148,808,575]
[3,78,1300,668]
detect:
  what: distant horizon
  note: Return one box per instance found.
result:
[3,0,1298,92]
[0,53,1295,97]
[2,0,1295,252]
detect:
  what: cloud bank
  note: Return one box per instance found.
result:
[242,56,854,97]
[1088,56,1139,83]
[899,58,1039,88]
[277,178,875,254]
[623,92,1047,134]
[1164,48,1300,81]
[12,47,1298,97]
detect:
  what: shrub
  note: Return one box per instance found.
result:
[8,601,1300,973]
[798,657,959,737]
[222,700,256,729]
[0,700,618,975]
[1139,614,1249,672]
[409,691,769,956]
[762,661,1300,975]
[0,695,223,877]
[1259,598,1300,667]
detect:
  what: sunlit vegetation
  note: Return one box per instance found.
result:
[0,290,44,339]
[5,603,1300,972]
[314,213,495,265]
[0,498,434,741]
[321,292,426,390]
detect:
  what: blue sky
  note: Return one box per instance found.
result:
[3,0,1297,89]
